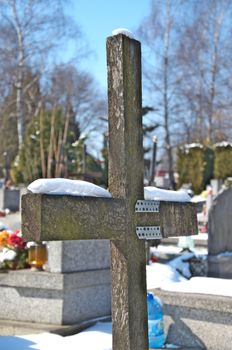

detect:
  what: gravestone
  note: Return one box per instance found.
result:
[22,33,197,350]
[0,240,111,325]
[152,288,232,349]
[3,188,20,212]
[210,179,223,196]
[208,187,232,278]
[48,240,110,273]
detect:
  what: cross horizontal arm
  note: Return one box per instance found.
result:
[136,201,198,238]
[22,193,127,241]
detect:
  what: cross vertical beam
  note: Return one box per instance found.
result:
[107,34,148,350]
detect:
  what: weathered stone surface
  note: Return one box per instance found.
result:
[0,270,111,325]
[22,194,197,242]
[208,188,232,255]
[107,35,144,202]
[208,187,232,278]
[136,201,197,238]
[22,194,126,241]
[0,319,65,335]
[48,240,110,273]
[208,255,232,279]
[152,288,232,349]
[107,34,148,350]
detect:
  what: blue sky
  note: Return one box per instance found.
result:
[70,0,151,91]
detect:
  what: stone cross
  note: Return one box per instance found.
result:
[22,34,197,350]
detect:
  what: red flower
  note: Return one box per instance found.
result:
[150,255,158,263]
[7,231,25,250]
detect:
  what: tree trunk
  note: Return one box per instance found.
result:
[208,7,224,143]
[47,107,56,178]
[163,0,176,189]
[39,104,46,177]
[13,1,25,147]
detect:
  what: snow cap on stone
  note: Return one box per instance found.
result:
[112,28,134,39]
[144,186,191,202]
[28,178,112,198]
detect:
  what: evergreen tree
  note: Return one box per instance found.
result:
[214,142,232,180]
[177,144,214,194]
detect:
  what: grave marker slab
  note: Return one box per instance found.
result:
[208,187,232,278]
[22,33,197,350]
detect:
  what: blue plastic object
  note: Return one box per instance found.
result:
[147,292,165,348]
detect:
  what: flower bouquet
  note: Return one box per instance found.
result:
[0,230,29,270]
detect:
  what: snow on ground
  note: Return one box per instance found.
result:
[1,321,178,350]
[147,252,232,297]
[155,276,232,297]
[146,262,186,290]
[0,322,112,350]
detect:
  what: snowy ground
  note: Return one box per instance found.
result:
[147,256,232,297]
[0,322,112,350]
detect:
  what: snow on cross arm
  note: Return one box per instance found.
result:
[27,178,112,198]
[144,186,191,202]
[28,179,191,203]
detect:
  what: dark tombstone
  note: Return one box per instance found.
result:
[3,188,20,212]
